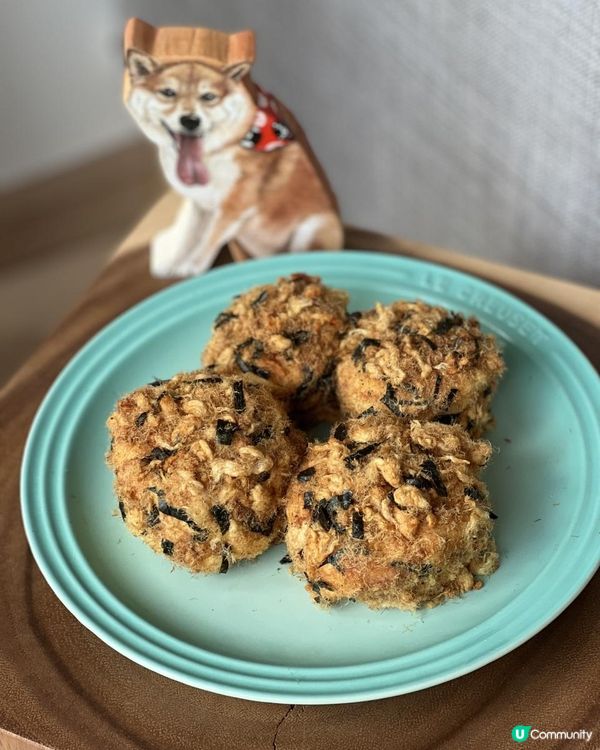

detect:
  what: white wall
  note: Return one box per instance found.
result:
[1,0,598,284]
[0,0,132,185]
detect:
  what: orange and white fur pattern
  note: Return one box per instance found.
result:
[125,50,343,277]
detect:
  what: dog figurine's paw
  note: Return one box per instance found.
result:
[174,251,220,277]
[149,228,188,278]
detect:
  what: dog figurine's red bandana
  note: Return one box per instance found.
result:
[241,85,293,151]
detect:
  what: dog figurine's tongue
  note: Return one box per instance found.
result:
[176,135,209,185]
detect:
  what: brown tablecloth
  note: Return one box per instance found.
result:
[1,196,599,750]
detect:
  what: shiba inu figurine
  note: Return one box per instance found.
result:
[123,18,343,277]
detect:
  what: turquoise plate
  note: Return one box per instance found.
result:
[21,252,600,704]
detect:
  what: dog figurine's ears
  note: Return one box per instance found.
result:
[125,49,252,84]
[224,62,252,81]
[126,49,159,79]
[123,18,255,78]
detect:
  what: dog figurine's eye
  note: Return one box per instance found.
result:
[200,92,217,102]
[160,88,177,98]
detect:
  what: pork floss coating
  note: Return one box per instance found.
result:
[285,414,499,609]
[107,371,307,573]
[202,274,349,419]
[336,301,504,436]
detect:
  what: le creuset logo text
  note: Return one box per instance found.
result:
[512,725,593,743]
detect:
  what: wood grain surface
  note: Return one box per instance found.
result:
[1,208,598,750]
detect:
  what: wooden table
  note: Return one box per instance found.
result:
[1,193,598,750]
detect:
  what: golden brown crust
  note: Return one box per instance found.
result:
[202,274,349,419]
[336,301,505,436]
[284,413,499,610]
[107,371,306,573]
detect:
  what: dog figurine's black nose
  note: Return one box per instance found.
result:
[180,114,201,132]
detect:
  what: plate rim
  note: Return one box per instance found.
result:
[20,250,600,703]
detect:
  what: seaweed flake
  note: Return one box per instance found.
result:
[433,413,459,425]
[313,579,334,591]
[309,581,321,602]
[303,491,315,509]
[249,425,273,445]
[158,499,207,535]
[357,406,378,418]
[387,491,407,510]
[247,512,276,536]
[392,561,434,576]
[214,311,238,329]
[333,423,348,441]
[141,447,176,465]
[319,549,345,571]
[219,544,231,574]
[283,330,310,346]
[414,334,437,350]
[344,443,379,469]
[158,500,187,520]
[433,313,463,335]
[472,334,482,363]
[293,367,314,401]
[297,467,316,482]
[402,382,420,395]
[432,373,442,400]
[348,311,363,326]
[280,554,292,564]
[489,510,499,520]
[161,539,174,556]
[232,380,246,412]
[118,501,126,520]
[147,505,160,527]
[234,349,270,379]
[215,419,239,445]
[444,388,458,409]
[340,490,354,509]
[403,474,432,490]
[464,485,484,501]
[482,385,493,398]
[256,471,271,483]
[420,459,448,497]
[314,500,333,532]
[193,375,223,384]
[323,498,347,533]
[251,289,269,307]
[135,412,148,428]
[351,512,364,539]
[352,338,381,364]
[380,382,403,416]
[308,577,334,599]
[211,505,230,534]
[237,337,262,357]
[148,378,168,387]
[315,359,336,393]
